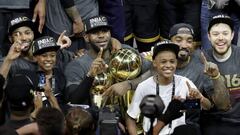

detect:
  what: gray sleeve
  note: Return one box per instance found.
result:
[64,60,87,87]
[141,57,152,73]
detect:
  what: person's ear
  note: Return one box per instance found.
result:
[9,35,13,43]
[33,56,38,62]
[207,32,211,41]
[153,59,157,68]
[83,34,89,43]
[231,31,235,41]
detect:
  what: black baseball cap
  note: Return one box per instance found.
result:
[169,23,194,38]
[8,16,34,35]
[84,15,111,33]
[208,14,233,32]
[32,36,60,55]
[5,72,36,111]
[152,40,180,60]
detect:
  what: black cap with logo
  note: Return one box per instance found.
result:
[208,14,233,32]
[8,16,34,35]
[84,15,111,33]
[32,36,60,56]
[152,40,180,60]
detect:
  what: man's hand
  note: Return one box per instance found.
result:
[43,75,61,110]
[201,52,220,78]
[43,75,53,98]
[103,80,131,97]
[111,38,122,53]
[57,30,72,49]
[186,81,213,110]
[73,18,84,37]
[64,6,84,37]
[74,48,86,58]
[32,0,46,33]
[213,0,230,9]
[6,39,22,61]
[0,33,23,79]
[31,92,43,119]
[186,81,203,100]
[16,123,40,135]
[33,92,43,110]
[88,48,108,77]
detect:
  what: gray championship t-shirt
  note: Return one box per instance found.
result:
[201,45,240,135]
[205,45,240,103]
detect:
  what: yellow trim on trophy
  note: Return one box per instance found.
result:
[134,35,160,43]
[124,33,134,41]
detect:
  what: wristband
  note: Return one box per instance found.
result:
[86,72,94,78]
[211,72,221,80]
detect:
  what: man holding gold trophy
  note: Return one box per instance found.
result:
[64,15,152,134]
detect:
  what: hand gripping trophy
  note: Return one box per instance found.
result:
[91,48,142,109]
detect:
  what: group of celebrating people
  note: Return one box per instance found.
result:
[0,3,239,135]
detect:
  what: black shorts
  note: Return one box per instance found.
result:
[158,0,201,41]
[124,0,160,43]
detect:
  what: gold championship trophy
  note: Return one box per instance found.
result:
[91,48,143,134]
[108,48,143,134]
[91,72,112,107]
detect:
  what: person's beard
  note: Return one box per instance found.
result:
[178,48,190,61]
[21,41,31,56]
[89,40,111,53]
[213,44,230,55]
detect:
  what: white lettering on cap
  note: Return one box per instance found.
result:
[177,27,194,35]
[213,14,230,19]
[89,17,107,28]
[156,40,172,46]
[11,17,28,26]
[37,37,54,49]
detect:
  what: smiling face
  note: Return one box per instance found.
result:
[208,23,234,55]
[171,33,194,61]
[153,50,177,83]
[35,51,57,74]
[11,26,34,52]
[84,27,111,53]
